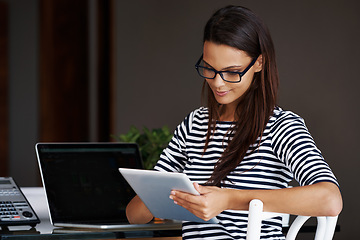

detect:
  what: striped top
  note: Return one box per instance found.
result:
[154,106,338,240]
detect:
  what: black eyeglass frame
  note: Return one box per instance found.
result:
[195,54,258,83]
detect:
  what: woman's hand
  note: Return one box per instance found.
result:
[169,183,230,221]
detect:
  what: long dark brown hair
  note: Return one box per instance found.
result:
[202,6,279,186]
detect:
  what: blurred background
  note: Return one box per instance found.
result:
[0,0,359,239]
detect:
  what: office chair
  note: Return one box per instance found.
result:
[246,199,338,240]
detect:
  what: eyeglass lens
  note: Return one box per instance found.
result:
[198,66,241,82]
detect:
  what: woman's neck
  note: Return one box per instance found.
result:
[219,104,238,122]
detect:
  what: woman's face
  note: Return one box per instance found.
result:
[203,41,262,112]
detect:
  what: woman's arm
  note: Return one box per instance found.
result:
[170,181,342,222]
[126,195,154,224]
[243,182,342,216]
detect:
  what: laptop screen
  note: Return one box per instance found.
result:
[36,143,143,224]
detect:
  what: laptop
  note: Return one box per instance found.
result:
[36,142,180,230]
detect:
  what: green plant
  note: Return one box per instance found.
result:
[112,126,173,169]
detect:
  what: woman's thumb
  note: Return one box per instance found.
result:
[193,182,208,195]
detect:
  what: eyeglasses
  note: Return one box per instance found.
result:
[195,54,258,83]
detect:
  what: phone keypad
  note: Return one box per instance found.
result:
[0,177,40,227]
[0,201,20,220]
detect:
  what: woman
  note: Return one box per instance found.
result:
[126,5,342,239]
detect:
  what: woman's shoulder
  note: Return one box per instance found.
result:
[176,107,209,131]
[185,107,209,122]
[272,106,304,120]
[191,106,209,116]
[269,106,306,130]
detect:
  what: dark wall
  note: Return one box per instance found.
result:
[114,0,360,239]
[8,0,39,186]
[5,0,359,238]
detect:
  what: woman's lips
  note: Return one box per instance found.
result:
[215,90,230,97]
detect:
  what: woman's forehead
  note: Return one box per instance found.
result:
[203,41,251,68]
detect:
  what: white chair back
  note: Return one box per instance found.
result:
[246,199,338,240]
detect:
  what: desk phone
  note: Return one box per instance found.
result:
[0,177,40,228]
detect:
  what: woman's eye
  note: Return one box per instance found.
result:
[225,72,239,76]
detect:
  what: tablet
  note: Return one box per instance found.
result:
[119,168,219,224]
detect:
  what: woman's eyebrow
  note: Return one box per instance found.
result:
[222,65,242,71]
[203,59,242,71]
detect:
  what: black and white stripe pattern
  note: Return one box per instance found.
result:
[154,107,338,240]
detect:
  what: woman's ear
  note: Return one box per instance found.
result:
[254,54,263,73]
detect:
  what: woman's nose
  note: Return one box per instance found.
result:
[212,73,226,87]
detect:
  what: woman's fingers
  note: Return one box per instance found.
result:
[169,184,226,221]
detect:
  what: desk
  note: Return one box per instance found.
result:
[0,188,339,239]
[0,188,182,239]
